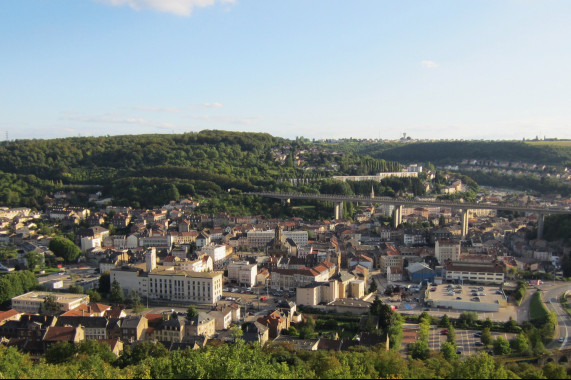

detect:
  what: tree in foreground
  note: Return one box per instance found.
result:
[493,336,512,356]
[409,341,430,360]
[440,341,458,360]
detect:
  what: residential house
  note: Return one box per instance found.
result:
[195,232,211,248]
[43,326,85,350]
[55,316,108,340]
[156,316,186,343]
[257,310,289,339]
[208,306,233,330]
[185,312,216,338]
[121,315,148,342]
[242,321,269,346]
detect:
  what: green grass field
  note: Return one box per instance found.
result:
[291,205,316,210]
[529,291,550,322]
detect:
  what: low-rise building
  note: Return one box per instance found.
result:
[121,315,148,342]
[55,316,108,340]
[43,326,85,349]
[443,260,505,284]
[156,316,186,343]
[11,291,89,314]
[209,307,233,330]
[185,312,216,338]
[242,321,269,346]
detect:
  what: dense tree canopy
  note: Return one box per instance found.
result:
[0,270,38,305]
[49,236,81,263]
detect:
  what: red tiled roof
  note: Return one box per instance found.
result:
[44,326,77,342]
[145,313,164,325]
[105,308,125,319]
[0,309,20,321]
[88,303,111,313]
[60,310,86,317]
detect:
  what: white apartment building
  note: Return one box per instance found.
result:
[227,261,257,287]
[435,240,461,264]
[147,269,223,304]
[200,244,228,263]
[169,256,213,273]
[111,267,223,305]
[81,236,102,253]
[247,230,308,249]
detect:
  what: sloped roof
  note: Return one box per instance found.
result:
[43,326,77,342]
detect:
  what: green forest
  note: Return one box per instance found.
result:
[0,131,404,214]
[2,132,570,215]
[329,140,571,167]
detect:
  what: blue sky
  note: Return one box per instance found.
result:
[1,0,570,141]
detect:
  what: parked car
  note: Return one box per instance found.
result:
[456,297,462,300]
[475,342,484,347]
[559,337,564,343]
[441,329,448,335]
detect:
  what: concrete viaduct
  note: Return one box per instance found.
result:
[247,191,571,239]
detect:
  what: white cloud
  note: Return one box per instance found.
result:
[200,102,224,108]
[95,0,236,16]
[421,60,439,68]
[133,106,182,113]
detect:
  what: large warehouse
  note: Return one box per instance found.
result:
[424,284,507,312]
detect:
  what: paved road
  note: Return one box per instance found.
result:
[541,282,571,350]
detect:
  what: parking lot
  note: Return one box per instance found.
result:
[427,326,516,355]
[221,285,292,315]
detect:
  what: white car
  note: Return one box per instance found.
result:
[559,337,564,343]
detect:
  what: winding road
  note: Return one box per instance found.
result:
[542,282,571,350]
